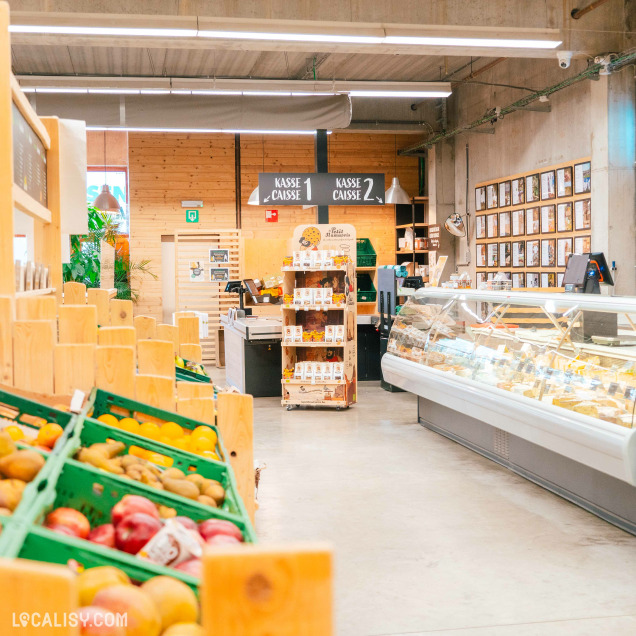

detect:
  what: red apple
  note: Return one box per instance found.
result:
[77,606,126,636]
[173,558,202,578]
[45,523,80,537]
[206,534,241,546]
[111,495,159,526]
[114,513,162,554]
[198,519,243,542]
[173,516,198,532]
[44,508,91,539]
[88,523,116,548]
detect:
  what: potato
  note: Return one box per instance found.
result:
[161,467,186,481]
[185,473,205,489]
[197,495,218,508]
[121,455,143,469]
[158,505,177,519]
[0,450,45,482]
[89,442,125,458]
[0,480,22,511]
[162,478,200,500]
[0,432,16,458]
[202,482,225,506]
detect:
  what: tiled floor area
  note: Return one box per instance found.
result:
[215,371,636,635]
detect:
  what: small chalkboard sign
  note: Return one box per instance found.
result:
[12,102,47,206]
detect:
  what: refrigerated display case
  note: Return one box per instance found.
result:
[381,288,636,534]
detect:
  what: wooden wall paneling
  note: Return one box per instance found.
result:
[110,299,134,326]
[58,305,98,344]
[156,324,179,354]
[134,315,157,340]
[137,339,175,380]
[135,374,175,411]
[13,320,55,394]
[180,343,202,363]
[95,345,135,398]
[176,397,215,425]
[54,343,95,394]
[16,296,57,321]
[63,282,86,305]
[176,380,214,399]
[87,288,111,326]
[0,296,13,385]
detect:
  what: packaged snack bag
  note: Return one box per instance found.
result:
[325,325,335,342]
[293,288,303,305]
[335,325,345,343]
[322,363,332,381]
[304,362,315,380]
[137,519,203,567]
[301,288,313,305]
[284,326,294,342]
[313,288,324,305]
[293,251,302,268]
[323,288,333,305]
[283,256,293,268]
[294,362,304,379]
[333,362,344,380]
[314,362,324,381]
[294,326,303,342]
[324,250,334,268]
[302,251,313,268]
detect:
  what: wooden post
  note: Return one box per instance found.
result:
[177,381,214,399]
[177,316,200,345]
[137,339,175,380]
[97,326,135,347]
[156,324,179,355]
[87,288,111,326]
[0,3,14,296]
[180,343,202,363]
[135,374,175,411]
[63,281,86,305]
[216,392,255,523]
[110,299,133,326]
[201,545,333,636]
[0,296,13,385]
[0,557,78,636]
[41,117,63,303]
[54,343,95,394]
[177,397,215,424]
[134,315,157,341]
[16,295,57,321]
[95,345,135,398]
[13,320,55,394]
[58,305,98,344]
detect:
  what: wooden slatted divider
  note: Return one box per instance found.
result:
[137,339,175,380]
[177,381,214,399]
[16,295,57,321]
[176,397,215,424]
[87,288,111,326]
[54,343,95,394]
[63,282,86,305]
[134,315,157,340]
[110,299,133,326]
[157,324,179,354]
[98,326,136,347]
[0,296,13,385]
[58,305,98,344]
[177,316,200,346]
[175,230,241,364]
[95,345,135,398]
[13,320,55,394]
[135,374,175,411]
[180,343,202,363]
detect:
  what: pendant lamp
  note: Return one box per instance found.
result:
[444,212,466,237]
[385,135,411,205]
[93,131,121,212]
[247,136,265,206]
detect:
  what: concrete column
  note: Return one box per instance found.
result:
[590,69,636,296]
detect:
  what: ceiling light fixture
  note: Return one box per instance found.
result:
[384,35,561,49]
[197,30,384,44]
[93,131,121,213]
[385,134,411,205]
[9,25,197,37]
[348,90,451,98]
[86,127,318,134]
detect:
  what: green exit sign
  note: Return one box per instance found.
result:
[186,209,199,223]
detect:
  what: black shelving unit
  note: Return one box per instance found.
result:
[394,197,430,278]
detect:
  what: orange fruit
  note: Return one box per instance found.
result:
[97,413,119,427]
[4,425,24,442]
[199,450,220,461]
[158,435,173,446]
[190,437,215,453]
[140,576,198,631]
[139,422,161,440]
[77,566,131,606]
[160,422,183,440]
[36,423,64,448]
[118,418,140,434]
[171,438,190,452]
[93,584,161,636]
[191,426,217,444]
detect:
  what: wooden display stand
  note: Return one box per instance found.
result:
[281,224,357,409]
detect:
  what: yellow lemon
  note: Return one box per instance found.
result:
[171,438,190,452]
[191,437,215,453]
[97,413,119,427]
[118,418,140,435]
[4,425,25,441]
[160,422,183,440]
[191,426,217,444]
[139,422,161,440]
[158,435,173,446]
[199,450,220,461]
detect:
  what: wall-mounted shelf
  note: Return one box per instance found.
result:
[283,305,345,311]
[282,342,345,348]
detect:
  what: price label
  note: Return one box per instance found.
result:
[526,363,535,375]
[590,378,602,391]
[564,372,573,384]
[608,382,619,396]
[624,387,636,401]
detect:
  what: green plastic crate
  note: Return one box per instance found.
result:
[73,417,243,517]
[176,366,212,384]
[356,238,377,268]
[357,272,377,303]
[0,389,79,526]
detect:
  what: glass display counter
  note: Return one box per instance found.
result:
[382,289,636,533]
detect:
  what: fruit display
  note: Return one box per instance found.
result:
[175,356,208,377]
[0,432,46,514]
[0,417,65,452]
[94,414,221,462]
[74,565,203,636]
[43,493,244,578]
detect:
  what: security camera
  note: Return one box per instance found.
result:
[557,51,572,69]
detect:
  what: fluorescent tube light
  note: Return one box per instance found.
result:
[197,30,383,44]
[88,88,140,95]
[384,35,561,49]
[140,89,171,94]
[243,91,292,96]
[349,90,451,98]
[9,25,197,37]
[191,90,243,96]
[86,126,318,134]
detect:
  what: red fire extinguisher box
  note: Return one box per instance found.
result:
[265,209,278,222]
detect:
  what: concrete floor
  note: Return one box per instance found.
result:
[217,372,636,635]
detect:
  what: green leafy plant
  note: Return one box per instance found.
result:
[63,204,156,302]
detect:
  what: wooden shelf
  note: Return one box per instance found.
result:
[282,266,347,273]
[396,250,430,254]
[356,267,376,271]
[282,342,345,348]
[281,379,345,385]
[15,287,56,298]
[396,223,429,229]
[282,304,345,311]
[357,301,377,305]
